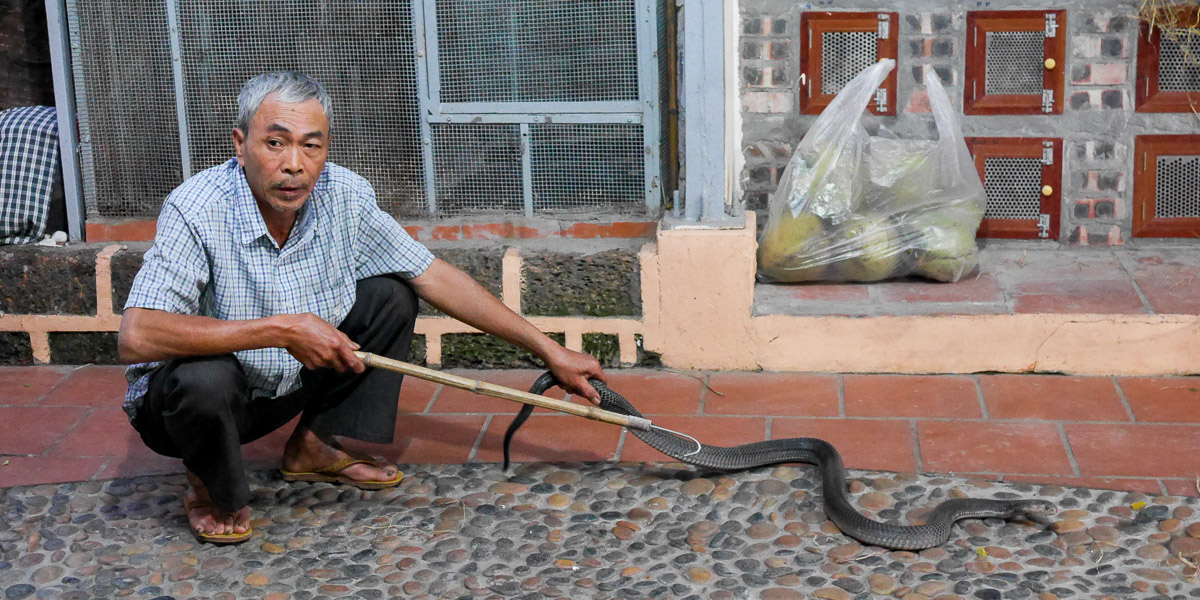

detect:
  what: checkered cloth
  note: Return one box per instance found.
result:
[0,106,59,245]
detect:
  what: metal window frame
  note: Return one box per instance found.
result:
[45,0,85,240]
[417,0,662,217]
[1133,134,1200,237]
[965,137,1062,240]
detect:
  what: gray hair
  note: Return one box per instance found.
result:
[236,71,333,133]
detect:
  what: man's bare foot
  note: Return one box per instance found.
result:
[280,425,399,485]
[184,471,251,539]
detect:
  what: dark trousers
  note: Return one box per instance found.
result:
[132,275,418,512]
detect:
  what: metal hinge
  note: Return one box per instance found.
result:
[875,89,887,112]
[1042,141,1054,165]
[1037,214,1052,238]
[878,14,890,39]
[1042,89,1054,113]
[1045,13,1058,38]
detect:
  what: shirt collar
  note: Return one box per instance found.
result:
[231,159,326,248]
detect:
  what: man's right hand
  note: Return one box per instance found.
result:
[278,313,365,373]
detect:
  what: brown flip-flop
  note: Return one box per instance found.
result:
[183,497,252,545]
[280,450,404,490]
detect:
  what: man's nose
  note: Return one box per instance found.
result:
[282,146,303,174]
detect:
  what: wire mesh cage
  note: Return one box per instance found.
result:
[435,0,640,103]
[1156,155,1200,218]
[984,31,1045,95]
[431,124,524,214]
[178,0,425,217]
[66,0,182,218]
[1158,32,1200,92]
[983,157,1043,219]
[530,124,645,213]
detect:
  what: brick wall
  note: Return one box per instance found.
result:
[738,0,1199,245]
[0,0,55,111]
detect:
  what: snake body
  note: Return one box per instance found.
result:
[503,374,1056,550]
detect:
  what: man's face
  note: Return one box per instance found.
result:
[232,94,330,216]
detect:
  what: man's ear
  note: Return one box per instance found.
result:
[232,128,246,166]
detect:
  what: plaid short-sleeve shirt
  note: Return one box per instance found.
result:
[122,158,434,421]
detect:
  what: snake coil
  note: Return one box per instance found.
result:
[503,374,1056,550]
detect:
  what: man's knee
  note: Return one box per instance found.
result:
[355,276,417,322]
[160,355,246,418]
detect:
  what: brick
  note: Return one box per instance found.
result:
[771,419,917,473]
[1072,36,1101,58]
[431,369,566,414]
[1117,377,1200,423]
[1011,280,1147,314]
[110,246,146,314]
[1069,92,1091,111]
[0,332,33,365]
[742,41,761,59]
[918,422,1074,475]
[932,14,953,33]
[979,375,1129,421]
[768,41,790,60]
[474,413,622,463]
[1163,479,1200,497]
[931,38,953,57]
[48,332,121,365]
[1094,200,1116,218]
[844,375,980,419]
[744,66,764,86]
[0,246,98,315]
[1135,277,1200,314]
[742,92,793,113]
[602,370,703,415]
[583,333,621,368]
[744,17,763,35]
[522,249,640,317]
[773,283,869,303]
[877,273,1003,304]
[344,415,488,464]
[1101,89,1124,109]
[1074,200,1094,219]
[619,416,766,462]
[0,456,106,488]
[46,408,160,459]
[1090,63,1126,85]
[0,366,70,405]
[1100,36,1125,58]
[0,406,88,454]
[1067,424,1200,477]
[40,365,129,407]
[905,90,931,113]
[703,373,838,417]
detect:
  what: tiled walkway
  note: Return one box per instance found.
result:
[2,364,1197,497]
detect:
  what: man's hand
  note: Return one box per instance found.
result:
[278,313,365,374]
[544,346,606,405]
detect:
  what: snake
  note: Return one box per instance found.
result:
[503,374,1057,550]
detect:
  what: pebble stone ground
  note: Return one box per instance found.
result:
[2,462,1199,600]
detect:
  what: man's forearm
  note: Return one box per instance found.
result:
[118,308,286,364]
[410,259,558,360]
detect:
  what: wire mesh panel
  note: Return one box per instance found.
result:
[431,124,523,214]
[983,157,1043,219]
[65,0,181,218]
[177,1,425,216]
[435,0,639,102]
[1158,32,1200,92]
[1156,155,1200,218]
[985,31,1044,95]
[530,124,645,213]
[821,32,877,95]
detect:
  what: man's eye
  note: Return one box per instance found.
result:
[267,140,282,148]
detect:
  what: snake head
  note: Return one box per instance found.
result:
[1015,500,1058,523]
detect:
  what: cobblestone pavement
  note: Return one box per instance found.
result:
[2,462,1199,600]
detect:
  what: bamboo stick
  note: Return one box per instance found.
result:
[355,351,653,431]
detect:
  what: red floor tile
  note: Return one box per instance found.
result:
[396,377,438,414]
[0,406,89,455]
[241,417,298,465]
[918,422,1073,475]
[618,416,767,462]
[601,370,705,415]
[1066,424,1200,478]
[0,456,107,488]
[704,373,838,416]
[844,375,981,419]
[770,418,918,473]
[347,415,487,464]
[877,273,1004,304]
[776,284,870,302]
[474,414,622,464]
[1163,478,1200,497]
[45,408,160,459]
[1134,278,1200,315]
[430,370,565,414]
[0,366,70,406]
[1117,377,1200,423]
[40,366,130,408]
[979,375,1129,421]
[1003,474,1163,495]
[1011,280,1147,314]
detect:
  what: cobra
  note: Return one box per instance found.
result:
[504,375,1058,551]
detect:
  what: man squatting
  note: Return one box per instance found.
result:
[118,71,606,544]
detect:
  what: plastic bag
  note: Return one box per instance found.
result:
[756,59,986,283]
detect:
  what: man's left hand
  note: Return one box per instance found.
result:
[544,347,606,405]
